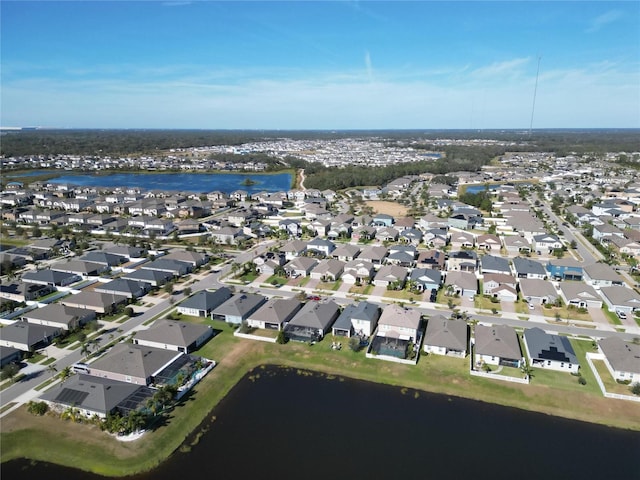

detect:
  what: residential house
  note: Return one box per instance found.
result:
[141,258,192,277]
[60,291,128,314]
[163,250,209,268]
[416,250,446,270]
[583,263,624,287]
[423,228,448,249]
[283,257,318,278]
[375,226,399,242]
[597,337,640,384]
[558,282,603,309]
[449,230,475,249]
[21,269,81,288]
[423,315,468,357]
[40,374,155,420]
[372,265,408,289]
[342,260,375,285]
[94,279,149,299]
[476,234,501,251]
[331,301,380,337]
[503,235,532,255]
[399,228,423,246]
[519,278,558,306]
[480,254,512,276]
[409,268,442,293]
[372,213,394,227]
[599,286,640,315]
[177,287,233,317]
[0,321,60,352]
[210,226,241,245]
[134,319,214,353]
[546,258,584,281]
[376,304,422,342]
[120,268,173,287]
[358,245,388,265]
[447,250,478,272]
[0,282,55,303]
[482,273,518,302]
[51,260,108,278]
[331,244,360,262]
[310,259,345,282]
[284,300,341,342]
[212,293,267,324]
[386,245,417,267]
[533,234,564,254]
[22,303,96,331]
[523,327,579,373]
[513,257,547,279]
[306,238,336,257]
[246,298,303,331]
[87,342,185,386]
[279,218,302,237]
[280,239,307,260]
[444,271,478,298]
[310,219,331,237]
[474,324,523,368]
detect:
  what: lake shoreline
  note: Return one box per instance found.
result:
[2,327,640,478]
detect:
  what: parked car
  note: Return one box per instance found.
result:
[307,295,321,301]
[616,310,627,319]
[528,303,535,310]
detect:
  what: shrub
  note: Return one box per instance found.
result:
[276,331,288,344]
[27,401,49,416]
[578,377,587,385]
[630,383,640,396]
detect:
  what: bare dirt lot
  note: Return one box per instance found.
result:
[364,201,408,217]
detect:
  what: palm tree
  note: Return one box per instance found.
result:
[47,363,58,377]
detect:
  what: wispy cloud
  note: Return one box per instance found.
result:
[586,10,623,33]
[364,50,373,82]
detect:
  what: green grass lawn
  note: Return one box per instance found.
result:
[348,284,373,295]
[474,295,501,312]
[382,288,420,302]
[602,308,623,326]
[436,290,460,308]
[542,305,592,322]
[590,359,636,395]
[265,274,288,286]
[3,317,640,477]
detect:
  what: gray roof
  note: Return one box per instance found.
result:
[311,259,345,277]
[523,327,577,364]
[424,315,468,351]
[513,257,547,276]
[141,258,192,273]
[599,286,640,309]
[163,250,208,266]
[598,337,640,375]
[288,300,340,331]
[444,271,478,291]
[332,301,380,332]
[481,254,511,273]
[22,303,94,325]
[0,321,60,349]
[474,324,522,360]
[409,268,442,286]
[519,278,558,299]
[121,268,173,285]
[134,319,213,349]
[80,251,125,266]
[558,282,601,303]
[90,343,182,380]
[21,269,79,285]
[378,304,421,330]
[104,246,146,258]
[583,263,623,282]
[179,288,233,312]
[94,278,149,296]
[51,260,105,275]
[40,374,154,416]
[213,293,267,318]
[248,298,303,325]
[332,243,360,258]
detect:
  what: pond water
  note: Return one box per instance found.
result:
[3,365,639,479]
[43,172,292,194]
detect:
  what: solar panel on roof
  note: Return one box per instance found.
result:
[56,388,89,405]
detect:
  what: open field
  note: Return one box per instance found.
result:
[2,317,640,477]
[364,200,408,217]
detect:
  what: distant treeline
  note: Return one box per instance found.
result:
[2,128,639,158]
[297,146,499,191]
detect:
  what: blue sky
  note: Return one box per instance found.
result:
[2,1,639,129]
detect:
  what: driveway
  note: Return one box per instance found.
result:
[501,301,516,314]
[588,307,610,328]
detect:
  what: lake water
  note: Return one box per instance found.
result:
[43,172,293,194]
[3,365,639,480]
